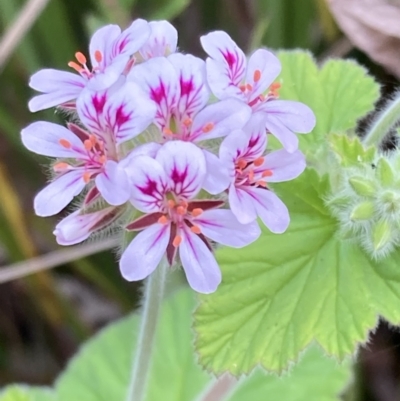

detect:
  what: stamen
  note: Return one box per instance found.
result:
[68,61,84,73]
[163,127,173,135]
[256,180,267,187]
[270,82,281,91]
[180,200,188,208]
[239,84,247,92]
[183,118,192,127]
[248,170,254,181]
[99,155,107,164]
[173,235,182,247]
[253,69,262,82]
[237,159,247,169]
[254,157,265,167]
[246,83,253,91]
[191,208,203,217]
[90,135,97,145]
[262,169,273,177]
[259,94,266,101]
[202,122,214,133]
[94,50,103,63]
[75,52,87,65]
[158,215,168,225]
[167,199,176,208]
[191,225,201,234]
[84,139,92,150]
[59,139,71,148]
[83,172,91,183]
[176,206,186,215]
[53,162,69,171]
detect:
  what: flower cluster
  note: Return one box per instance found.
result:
[22,20,315,293]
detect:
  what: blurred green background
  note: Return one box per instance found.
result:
[0,0,398,399]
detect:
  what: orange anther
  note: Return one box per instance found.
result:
[254,157,265,167]
[53,162,69,171]
[256,180,267,187]
[75,52,87,65]
[158,215,168,225]
[167,199,176,208]
[90,135,97,145]
[177,206,186,215]
[84,139,92,150]
[202,123,214,133]
[83,172,91,183]
[183,118,192,127]
[99,155,107,164]
[262,169,273,177]
[239,84,247,92]
[253,69,262,82]
[248,170,254,181]
[270,82,281,90]
[68,61,84,73]
[180,200,188,208]
[191,208,203,217]
[94,50,103,63]
[246,83,253,91]
[191,225,201,234]
[237,159,247,169]
[59,139,71,148]
[163,127,173,135]
[172,235,182,247]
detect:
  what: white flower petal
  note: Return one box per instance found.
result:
[228,185,258,224]
[195,209,261,247]
[202,149,230,194]
[21,121,85,158]
[156,141,206,198]
[95,160,130,205]
[34,171,86,217]
[179,227,221,294]
[120,223,170,281]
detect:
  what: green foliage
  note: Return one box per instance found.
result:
[329,134,376,167]
[0,386,55,401]
[194,168,400,374]
[52,290,350,401]
[277,52,380,157]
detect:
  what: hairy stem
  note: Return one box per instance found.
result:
[364,91,400,147]
[126,261,168,401]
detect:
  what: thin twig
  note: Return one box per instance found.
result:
[0,0,51,72]
[0,238,118,284]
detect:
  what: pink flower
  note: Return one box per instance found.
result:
[128,53,252,193]
[200,31,316,152]
[21,83,156,216]
[219,114,306,233]
[54,206,123,245]
[28,19,150,112]
[139,20,178,60]
[120,141,260,294]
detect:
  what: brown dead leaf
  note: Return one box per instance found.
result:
[327,0,400,78]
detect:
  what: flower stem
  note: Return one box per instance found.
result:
[363,91,400,147]
[126,261,168,401]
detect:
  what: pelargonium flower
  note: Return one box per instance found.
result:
[200,31,316,152]
[139,20,178,60]
[128,54,252,193]
[120,141,260,293]
[21,82,156,216]
[28,19,150,112]
[54,205,124,245]
[219,114,306,233]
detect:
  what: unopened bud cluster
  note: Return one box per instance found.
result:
[327,152,400,259]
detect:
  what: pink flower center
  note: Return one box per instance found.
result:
[235,156,273,188]
[55,135,109,183]
[162,117,215,141]
[68,51,104,79]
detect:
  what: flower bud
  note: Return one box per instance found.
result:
[348,177,376,198]
[372,220,392,252]
[350,201,375,221]
[376,157,394,187]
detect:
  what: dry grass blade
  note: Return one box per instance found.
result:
[0,238,118,284]
[0,0,51,71]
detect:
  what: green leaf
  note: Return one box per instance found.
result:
[227,346,351,401]
[0,386,55,401]
[329,134,376,167]
[277,51,380,155]
[194,168,400,374]
[56,289,210,401]
[137,0,190,20]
